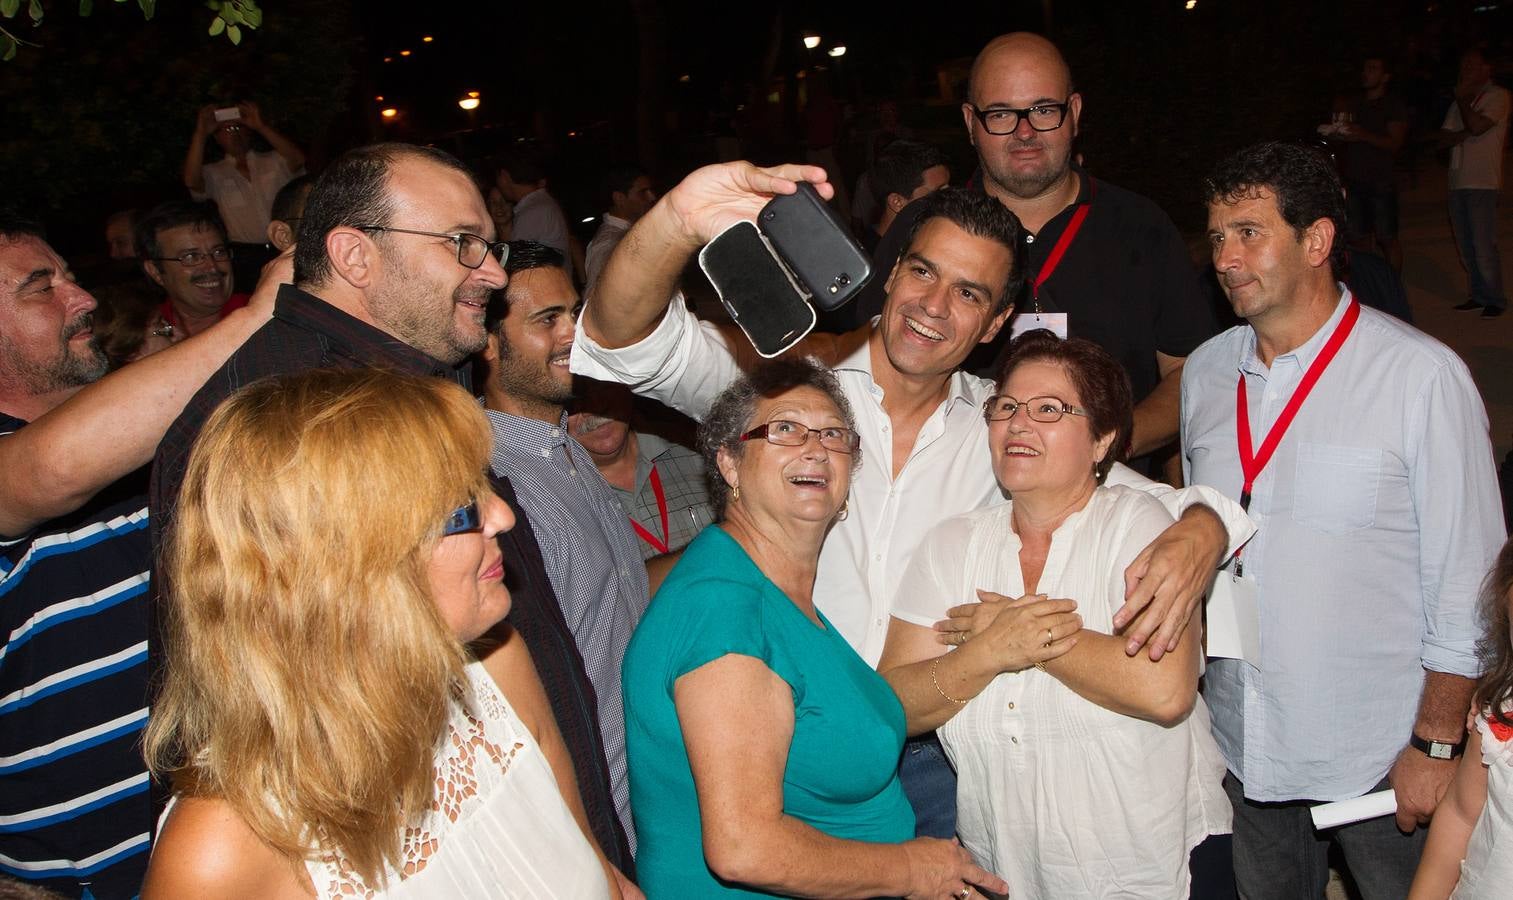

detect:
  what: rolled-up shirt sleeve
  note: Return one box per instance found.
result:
[1408,355,1505,677]
[571,297,743,421]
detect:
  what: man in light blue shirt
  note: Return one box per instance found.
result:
[1185,141,1506,899]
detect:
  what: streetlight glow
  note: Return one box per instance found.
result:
[803,34,821,49]
[422,35,434,42]
[458,97,480,111]
[400,49,412,57]
[827,45,847,57]
[1185,0,1196,7]
[381,108,399,119]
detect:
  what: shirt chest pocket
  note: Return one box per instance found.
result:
[1291,442,1381,534]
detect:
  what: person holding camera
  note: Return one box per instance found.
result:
[183,100,305,289]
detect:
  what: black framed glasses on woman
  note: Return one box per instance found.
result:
[740,420,861,454]
[967,101,1071,136]
[355,226,509,270]
[982,395,1088,424]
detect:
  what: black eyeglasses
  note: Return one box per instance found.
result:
[967,101,1071,135]
[983,395,1088,424]
[150,246,233,267]
[355,226,509,270]
[442,501,481,536]
[740,420,860,454]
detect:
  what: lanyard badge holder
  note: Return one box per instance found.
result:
[1207,300,1361,667]
[1010,183,1094,341]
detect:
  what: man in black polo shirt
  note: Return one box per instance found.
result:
[860,33,1215,467]
[149,143,636,881]
[0,213,272,897]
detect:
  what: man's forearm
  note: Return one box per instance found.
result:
[1414,669,1477,743]
[1454,97,1494,136]
[0,306,268,535]
[582,203,699,349]
[1130,365,1182,457]
[257,124,305,171]
[182,131,207,191]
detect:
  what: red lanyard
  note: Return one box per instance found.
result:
[1030,179,1096,310]
[1232,299,1360,570]
[629,465,670,555]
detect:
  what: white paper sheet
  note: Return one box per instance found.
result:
[1310,790,1398,829]
[1205,572,1260,665]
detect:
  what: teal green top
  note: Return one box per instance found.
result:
[623,527,915,898]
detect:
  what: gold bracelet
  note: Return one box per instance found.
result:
[931,656,969,706]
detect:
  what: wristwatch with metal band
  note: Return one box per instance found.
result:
[1409,733,1466,760]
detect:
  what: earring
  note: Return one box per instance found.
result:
[731,483,740,503]
[836,498,850,521]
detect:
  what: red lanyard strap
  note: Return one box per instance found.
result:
[1030,178,1096,304]
[629,464,670,555]
[1236,299,1361,512]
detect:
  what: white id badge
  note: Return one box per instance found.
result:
[1205,571,1260,666]
[1010,312,1069,340]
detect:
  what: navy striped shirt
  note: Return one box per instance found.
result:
[0,415,152,899]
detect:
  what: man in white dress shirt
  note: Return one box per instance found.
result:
[572,163,1251,840]
[1186,140,1505,898]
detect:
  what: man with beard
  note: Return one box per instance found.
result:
[477,240,651,855]
[136,201,250,339]
[862,34,1215,469]
[0,212,273,896]
[150,146,639,882]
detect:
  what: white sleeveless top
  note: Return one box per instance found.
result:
[1452,705,1513,899]
[159,661,611,899]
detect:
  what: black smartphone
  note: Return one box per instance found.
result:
[759,183,873,311]
[698,221,817,358]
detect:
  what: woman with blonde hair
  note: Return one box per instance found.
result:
[142,368,621,899]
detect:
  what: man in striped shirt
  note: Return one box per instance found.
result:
[0,213,272,897]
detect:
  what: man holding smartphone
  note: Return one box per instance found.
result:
[183,101,306,290]
[572,162,1252,840]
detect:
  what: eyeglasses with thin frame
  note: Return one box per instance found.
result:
[150,246,233,267]
[442,500,481,536]
[739,419,861,454]
[355,225,509,270]
[983,395,1089,424]
[967,101,1071,136]
[150,319,176,340]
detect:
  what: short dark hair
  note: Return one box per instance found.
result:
[0,209,46,242]
[993,330,1132,483]
[1204,140,1347,277]
[602,164,647,207]
[484,240,568,332]
[698,357,862,519]
[870,140,950,204]
[898,187,1024,316]
[134,200,227,262]
[496,153,546,187]
[293,143,473,286]
[270,174,315,225]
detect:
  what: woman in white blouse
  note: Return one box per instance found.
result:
[141,370,625,900]
[878,331,1232,899]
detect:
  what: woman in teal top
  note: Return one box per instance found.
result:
[622,359,1004,899]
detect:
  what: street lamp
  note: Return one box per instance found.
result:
[828,45,847,58]
[380,108,399,120]
[459,92,481,111]
[803,34,821,50]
